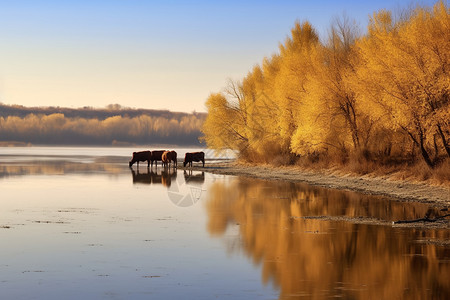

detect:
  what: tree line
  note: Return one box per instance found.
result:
[202,1,449,169]
[0,103,204,121]
[0,104,206,146]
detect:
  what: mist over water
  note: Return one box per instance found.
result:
[0,147,448,299]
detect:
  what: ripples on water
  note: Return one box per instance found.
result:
[0,147,448,299]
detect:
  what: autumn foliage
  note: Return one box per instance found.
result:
[202,1,449,170]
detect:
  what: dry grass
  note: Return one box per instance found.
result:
[237,145,450,186]
[240,151,450,187]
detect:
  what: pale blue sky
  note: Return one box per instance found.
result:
[0,0,440,112]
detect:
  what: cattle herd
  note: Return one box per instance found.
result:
[129,150,205,169]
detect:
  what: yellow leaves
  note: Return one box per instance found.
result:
[274,22,320,150]
[368,10,393,36]
[279,21,318,56]
[203,1,449,165]
[352,1,450,165]
[356,1,449,127]
[202,92,248,151]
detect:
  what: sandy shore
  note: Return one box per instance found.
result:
[196,160,449,207]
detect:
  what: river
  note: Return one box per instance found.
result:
[0,147,448,299]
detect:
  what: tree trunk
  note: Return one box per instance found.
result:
[419,133,434,168]
[403,125,434,168]
[420,143,434,168]
[437,124,450,158]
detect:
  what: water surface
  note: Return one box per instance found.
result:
[0,147,448,299]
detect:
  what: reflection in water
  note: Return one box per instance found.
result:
[131,169,177,187]
[0,161,125,178]
[129,169,206,207]
[184,170,205,185]
[166,170,206,208]
[205,178,450,299]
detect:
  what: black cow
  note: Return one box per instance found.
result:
[129,151,152,168]
[184,151,205,167]
[150,150,166,168]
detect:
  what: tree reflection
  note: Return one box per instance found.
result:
[205,178,450,299]
[0,161,123,178]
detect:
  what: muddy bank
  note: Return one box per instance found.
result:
[194,160,449,207]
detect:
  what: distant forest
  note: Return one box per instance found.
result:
[0,103,206,146]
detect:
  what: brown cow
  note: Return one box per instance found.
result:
[162,150,177,168]
[162,151,169,168]
[171,151,178,168]
[129,151,152,168]
[184,151,205,167]
[150,150,166,168]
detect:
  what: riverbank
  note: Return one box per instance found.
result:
[195,160,449,230]
[200,160,449,205]
[196,159,449,208]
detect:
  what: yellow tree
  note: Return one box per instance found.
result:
[241,59,285,160]
[202,56,283,162]
[202,92,250,155]
[292,16,366,157]
[354,2,449,167]
[274,21,319,153]
[414,1,450,158]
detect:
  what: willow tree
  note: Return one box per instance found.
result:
[240,64,278,157]
[354,2,449,167]
[202,92,250,155]
[291,16,366,157]
[274,21,319,153]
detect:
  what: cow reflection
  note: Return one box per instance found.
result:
[131,170,152,184]
[184,170,205,185]
[161,169,177,187]
[131,169,177,188]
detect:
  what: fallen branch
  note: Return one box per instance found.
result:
[393,213,450,224]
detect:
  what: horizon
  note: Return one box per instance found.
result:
[0,101,207,114]
[0,0,439,113]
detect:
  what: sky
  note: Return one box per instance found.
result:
[0,0,440,113]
